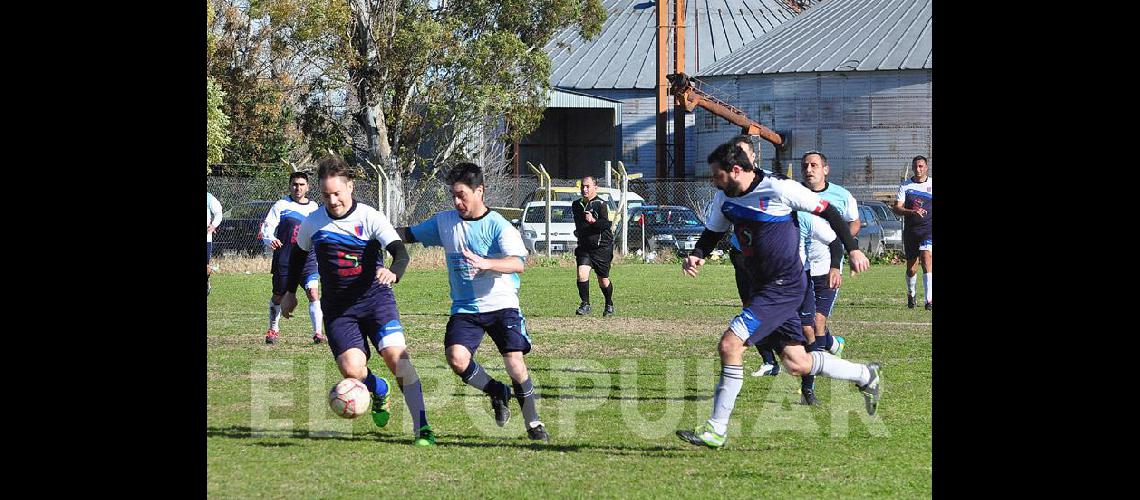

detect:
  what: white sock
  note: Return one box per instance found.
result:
[923,273,932,304]
[708,365,744,435]
[269,298,282,331]
[809,351,871,385]
[309,300,323,334]
[906,274,917,297]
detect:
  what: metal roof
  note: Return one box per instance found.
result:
[699,0,932,76]
[545,0,801,90]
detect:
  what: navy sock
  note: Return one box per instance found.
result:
[577,280,590,303]
[801,374,816,392]
[364,369,390,397]
[512,378,541,425]
[460,359,502,395]
[758,346,778,365]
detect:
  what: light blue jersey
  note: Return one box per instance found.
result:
[410,209,528,314]
[805,181,858,272]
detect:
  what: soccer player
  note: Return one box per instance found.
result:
[280,156,435,446]
[396,163,549,442]
[676,143,882,449]
[797,151,857,400]
[261,172,326,345]
[893,155,932,310]
[571,175,615,316]
[207,192,223,296]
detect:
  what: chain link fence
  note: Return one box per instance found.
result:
[208,169,899,259]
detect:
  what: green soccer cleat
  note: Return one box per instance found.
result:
[414,425,436,446]
[371,380,392,428]
[676,422,726,449]
[832,336,846,358]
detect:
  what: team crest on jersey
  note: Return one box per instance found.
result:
[353,223,364,237]
[757,197,769,210]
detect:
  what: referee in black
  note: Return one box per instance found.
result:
[571,176,615,316]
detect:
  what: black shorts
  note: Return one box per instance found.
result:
[575,245,614,278]
[903,227,933,260]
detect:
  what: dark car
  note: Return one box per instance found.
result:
[859,199,903,252]
[629,205,706,255]
[213,200,274,258]
[855,204,886,257]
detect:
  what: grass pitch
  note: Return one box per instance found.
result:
[207,261,932,498]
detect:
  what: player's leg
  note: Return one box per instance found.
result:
[266,252,287,343]
[266,291,284,344]
[595,248,615,316]
[677,329,746,448]
[304,273,325,344]
[325,309,395,427]
[488,309,547,441]
[919,242,932,310]
[365,300,433,445]
[903,232,920,309]
[446,314,513,427]
[778,342,882,416]
[679,287,802,449]
[575,247,593,315]
[206,242,213,296]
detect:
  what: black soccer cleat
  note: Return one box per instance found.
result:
[491,382,512,427]
[907,295,916,309]
[575,302,592,315]
[858,362,882,416]
[603,304,615,317]
[925,302,932,311]
[800,387,817,406]
[527,422,550,442]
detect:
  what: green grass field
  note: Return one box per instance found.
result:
[207,261,931,498]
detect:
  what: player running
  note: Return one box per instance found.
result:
[261,172,325,345]
[396,162,549,442]
[280,157,435,446]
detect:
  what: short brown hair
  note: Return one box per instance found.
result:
[316,156,354,181]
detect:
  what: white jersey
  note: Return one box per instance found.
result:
[409,209,528,314]
[798,211,838,277]
[260,196,322,246]
[295,201,400,305]
[206,192,223,243]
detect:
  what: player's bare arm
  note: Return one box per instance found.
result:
[462,247,525,274]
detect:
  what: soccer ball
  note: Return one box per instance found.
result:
[328,378,372,419]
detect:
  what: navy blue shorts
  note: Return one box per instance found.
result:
[728,275,808,351]
[810,273,839,317]
[322,289,406,359]
[271,253,319,295]
[797,270,817,329]
[903,227,933,260]
[445,308,532,355]
[206,242,213,266]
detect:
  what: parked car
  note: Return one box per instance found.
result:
[855,204,886,257]
[629,205,705,256]
[515,201,579,254]
[213,200,274,258]
[860,199,903,251]
[519,186,645,223]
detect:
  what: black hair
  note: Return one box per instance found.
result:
[445,162,484,190]
[801,150,828,166]
[912,155,928,169]
[707,143,755,172]
[289,171,309,182]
